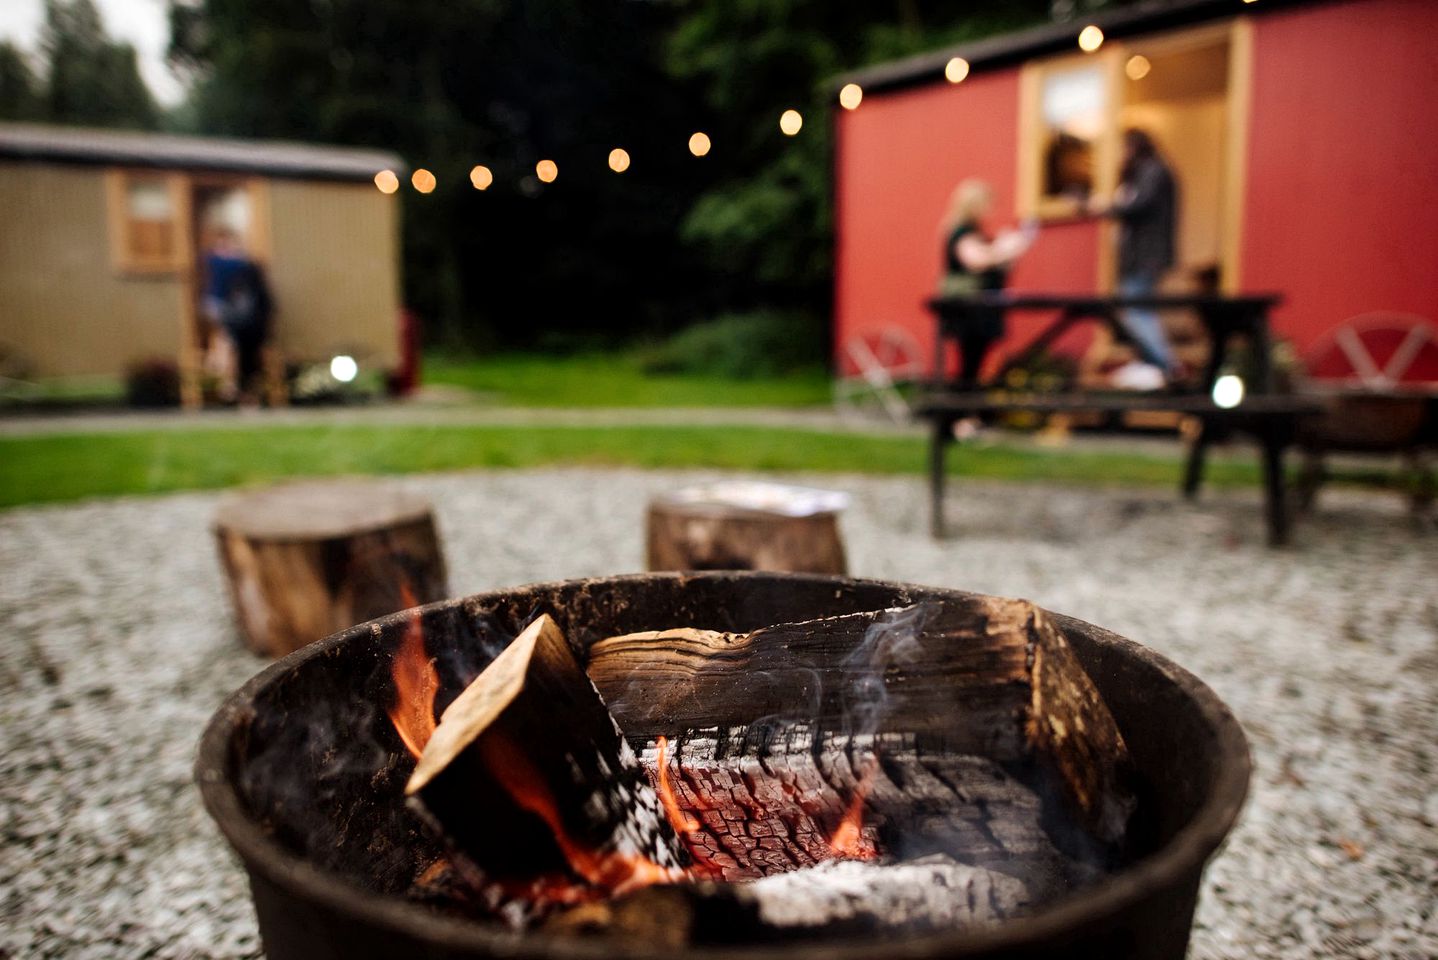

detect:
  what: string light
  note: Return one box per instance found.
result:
[1078,25,1104,53]
[536,159,558,183]
[779,109,803,136]
[373,170,398,194]
[608,148,631,173]
[838,83,863,110]
[411,168,436,193]
[469,165,493,190]
[944,57,970,84]
[688,131,711,157]
[1125,55,1151,80]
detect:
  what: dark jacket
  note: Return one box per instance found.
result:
[1112,155,1176,278]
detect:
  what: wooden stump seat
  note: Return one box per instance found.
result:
[646,483,848,575]
[214,479,448,657]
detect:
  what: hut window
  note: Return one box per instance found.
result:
[106,170,187,273]
[1019,53,1121,220]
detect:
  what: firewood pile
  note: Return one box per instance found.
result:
[385,597,1136,944]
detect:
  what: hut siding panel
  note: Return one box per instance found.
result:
[0,163,182,378]
[1242,0,1438,354]
[266,179,400,369]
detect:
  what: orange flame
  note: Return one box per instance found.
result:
[827,755,879,860]
[655,736,700,835]
[479,732,683,895]
[387,585,438,759]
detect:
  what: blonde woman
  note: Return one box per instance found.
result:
[937,179,1036,384]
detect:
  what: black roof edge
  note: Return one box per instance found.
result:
[832,0,1324,98]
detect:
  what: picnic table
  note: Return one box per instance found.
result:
[920,292,1322,546]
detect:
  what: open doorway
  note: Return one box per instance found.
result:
[1118,27,1235,293]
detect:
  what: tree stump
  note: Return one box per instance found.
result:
[214,479,448,657]
[646,484,848,575]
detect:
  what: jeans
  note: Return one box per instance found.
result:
[1117,272,1174,372]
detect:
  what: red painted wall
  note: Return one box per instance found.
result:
[835,0,1438,375]
[1243,0,1438,357]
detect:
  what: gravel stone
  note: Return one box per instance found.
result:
[2,468,1434,959]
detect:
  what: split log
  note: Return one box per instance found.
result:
[646,491,847,574]
[214,479,447,657]
[405,614,684,915]
[588,598,1134,845]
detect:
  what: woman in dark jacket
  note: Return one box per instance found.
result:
[1095,128,1179,377]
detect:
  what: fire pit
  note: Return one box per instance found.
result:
[197,573,1249,959]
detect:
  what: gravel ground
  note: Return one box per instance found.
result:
[2,468,1434,959]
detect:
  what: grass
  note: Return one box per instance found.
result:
[0,423,1276,510]
[422,351,833,407]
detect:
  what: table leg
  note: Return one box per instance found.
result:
[1261,430,1290,547]
[929,416,950,539]
[1251,307,1275,394]
[1183,419,1210,499]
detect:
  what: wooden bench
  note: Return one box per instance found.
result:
[918,391,1323,546]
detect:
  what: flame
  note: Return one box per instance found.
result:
[655,736,700,835]
[387,585,438,759]
[479,732,684,895]
[827,755,879,860]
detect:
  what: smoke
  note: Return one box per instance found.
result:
[839,603,938,740]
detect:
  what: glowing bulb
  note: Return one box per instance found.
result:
[411,168,436,193]
[944,57,970,84]
[688,131,711,157]
[779,109,803,136]
[1212,374,1245,409]
[608,148,630,173]
[838,83,863,110]
[469,165,493,190]
[330,355,358,383]
[1078,25,1104,53]
[1126,55,1151,80]
[536,159,558,183]
[373,170,399,194]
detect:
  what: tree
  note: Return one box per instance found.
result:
[40,0,159,129]
[0,42,41,121]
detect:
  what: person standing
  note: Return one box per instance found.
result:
[937,179,1036,385]
[202,228,273,405]
[1092,129,1179,379]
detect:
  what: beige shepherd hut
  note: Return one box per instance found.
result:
[0,122,405,406]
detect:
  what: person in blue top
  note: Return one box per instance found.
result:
[201,228,273,404]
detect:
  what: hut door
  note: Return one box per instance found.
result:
[187,178,266,395]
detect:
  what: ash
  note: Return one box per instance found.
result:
[744,856,1028,930]
[2,467,1436,959]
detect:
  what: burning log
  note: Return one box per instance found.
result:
[588,598,1134,846]
[404,614,685,918]
[213,479,448,657]
[545,855,1031,942]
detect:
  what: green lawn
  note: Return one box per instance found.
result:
[422,352,834,407]
[0,422,1276,510]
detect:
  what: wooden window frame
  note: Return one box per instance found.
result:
[1016,47,1124,223]
[105,168,192,275]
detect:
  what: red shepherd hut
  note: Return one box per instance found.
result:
[831,0,1438,385]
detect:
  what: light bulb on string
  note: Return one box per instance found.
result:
[779,109,803,136]
[688,132,711,157]
[838,83,863,110]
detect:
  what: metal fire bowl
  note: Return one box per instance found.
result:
[197,573,1250,960]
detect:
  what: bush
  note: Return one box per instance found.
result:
[124,357,180,407]
[640,311,826,379]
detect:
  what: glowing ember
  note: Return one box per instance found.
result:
[386,586,438,759]
[479,732,683,895]
[828,756,879,860]
[655,736,700,835]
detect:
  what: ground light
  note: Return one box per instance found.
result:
[1212,374,1244,409]
[330,355,359,383]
